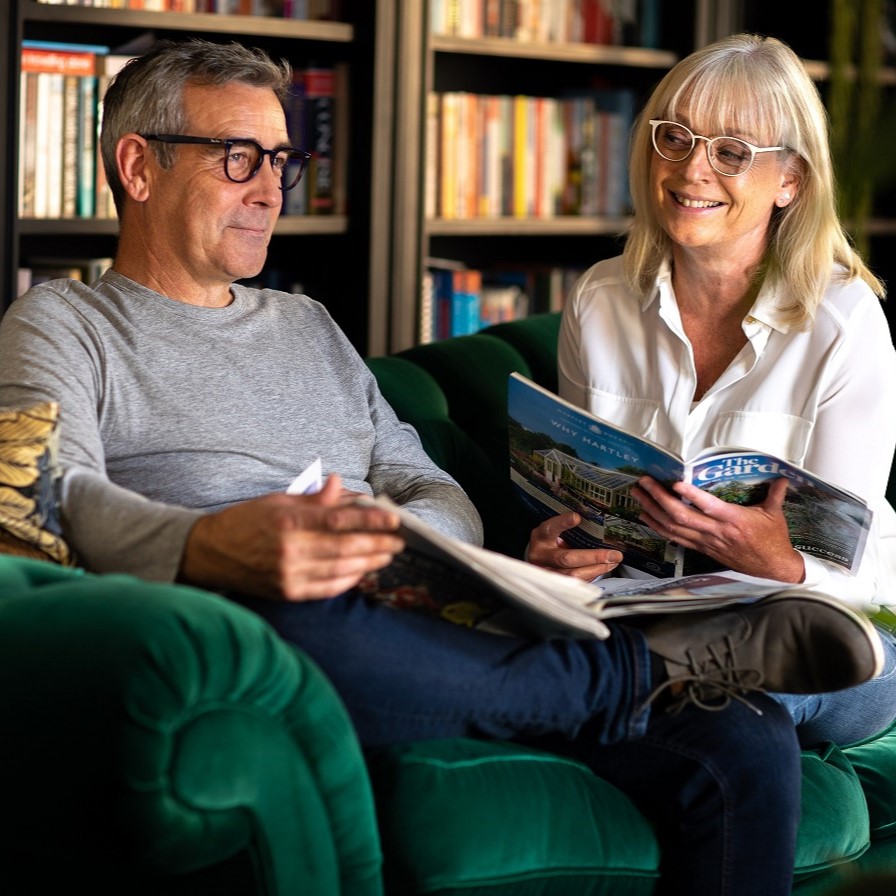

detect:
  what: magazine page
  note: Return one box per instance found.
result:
[507,372,684,577]
[687,450,872,573]
[594,572,791,618]
[360,497,787,641]
[364,494,614,639]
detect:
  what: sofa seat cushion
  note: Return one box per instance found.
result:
[795,742,871,877]
[368,738,660,895]
[843,719,896,840]
[368,736,873,895]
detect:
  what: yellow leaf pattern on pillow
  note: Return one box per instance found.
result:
[0,401,74,565]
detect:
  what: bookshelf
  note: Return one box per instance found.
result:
[1,0,398,353]
[4,1,892,355]
[379,0,896,352]
[384,0,697,352]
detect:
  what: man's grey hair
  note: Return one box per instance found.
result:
[100,38,292,215]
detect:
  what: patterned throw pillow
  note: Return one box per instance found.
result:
[0,401,74,565]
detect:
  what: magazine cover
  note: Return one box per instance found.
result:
[508,373,684,576]
[507,373,871,578]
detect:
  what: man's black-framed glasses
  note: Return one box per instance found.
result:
[648,120,784,176]
[141,134,311,190]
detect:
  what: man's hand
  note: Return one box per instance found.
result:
[527,511,623,581]
[179,475,405,600]
[632,476,805,583]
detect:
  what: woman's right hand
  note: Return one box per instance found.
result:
[527,512,623,581]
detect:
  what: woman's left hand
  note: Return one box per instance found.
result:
[631,476,806,583]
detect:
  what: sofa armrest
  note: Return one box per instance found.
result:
[0,569,383,896]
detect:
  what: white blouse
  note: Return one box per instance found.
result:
[558,254,896,612]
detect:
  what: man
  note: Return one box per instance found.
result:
[0,39,883,895]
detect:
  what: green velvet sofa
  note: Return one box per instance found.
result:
[365,312,896,895]
[2,312,895,894]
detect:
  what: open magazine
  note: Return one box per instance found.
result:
[358,494,817,641]
[507,372,872,579]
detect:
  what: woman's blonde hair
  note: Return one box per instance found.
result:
[623,33,885,326]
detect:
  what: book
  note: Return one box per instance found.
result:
[19,42,108,220]
[357,494,832,641]
[430,264,483,338]
[282,68,308,215]
[18,69,38,218]
[61,73,80,218]
[305,64,335,215]
[76,69,98,218]
[507,372,873,579]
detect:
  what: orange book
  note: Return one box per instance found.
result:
[21,44,100,78]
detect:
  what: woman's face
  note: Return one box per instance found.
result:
[648,116,797,267]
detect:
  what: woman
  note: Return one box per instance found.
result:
[529,33,896,748]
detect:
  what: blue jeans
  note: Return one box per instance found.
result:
[233,591,801,896]
[773,623,896,747]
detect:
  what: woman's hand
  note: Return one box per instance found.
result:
[527,511,623,581]
[632,476,805,583]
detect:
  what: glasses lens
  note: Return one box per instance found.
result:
[280,151,308,191]
[653,122,694,161]
[709,137,754,175]
[224,140,261,183]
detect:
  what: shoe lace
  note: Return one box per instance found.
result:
[645,636,767,716]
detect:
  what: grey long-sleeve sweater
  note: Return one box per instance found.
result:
[0,271,483,581]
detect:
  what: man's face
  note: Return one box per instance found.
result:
[144,81,288,292]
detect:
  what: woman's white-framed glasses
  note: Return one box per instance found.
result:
[649,120,785,176]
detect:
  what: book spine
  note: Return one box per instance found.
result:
[483,94,501,217]
[638,0,660,48]
[439,92,459,220]
[76,72,97,218]
[419,269,435,344]
[61,73,80,218]
[512,94,528,218]
[499,94,513,216]
[450,269,482,336]
[32,72,52,218]
[282,69,307,215]
[45,72,65,219]
[425,91,440,220]
[432,268,453,340]
[330,60,349,216]
[305,65,335,215]
[18,71,38,218]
